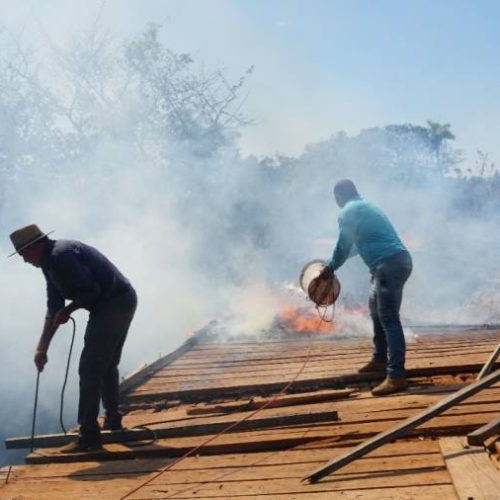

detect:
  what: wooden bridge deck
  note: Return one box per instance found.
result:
[1,326,499,499]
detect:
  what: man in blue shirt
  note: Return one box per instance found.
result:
[10,224,137,451]
[319,180,412,396]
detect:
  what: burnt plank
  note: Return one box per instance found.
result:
[187,389,355,415]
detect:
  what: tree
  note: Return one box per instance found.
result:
[425,120,455,156]
[123,23,253,157]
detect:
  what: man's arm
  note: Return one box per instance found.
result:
[53,301,81,326]
[35,301,82,371]
[34,318,59,372]
[328,213,356,272]
[35,275,66,372]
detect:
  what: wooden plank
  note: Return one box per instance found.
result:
[2,440,446,479]
[0,429,462,498]
[125,363,496,404]
[124,386,500,435]
[177,347,497,365]
[467,416,500,446]
[145,348,500,369]
[477,343,500,380]
[42,408,496,464]
[25,436,318,464]
[119,324,210,394]
[148,350,499,381]
[26,443,135,464]
[20,439,447,497]
[175,339,500,365]
[0,450,457,500]
[134,469,453,498]
[303,368,500,483]
[188,331,499,352]
[6,409,339,450]
[187,389,355,415]
[177,338,499,356]
[126,374,383,403]
[170,343,499,367]
[153,488,456,500]
[440,436,500,500]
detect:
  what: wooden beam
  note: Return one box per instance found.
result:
[467,416,500,446]
[187,389,355,415]
[303,368,500,484]
[477,343,500,380]
[6,408,338,450]
[440,436,500,500]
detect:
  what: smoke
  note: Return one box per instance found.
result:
[1,13,499,468]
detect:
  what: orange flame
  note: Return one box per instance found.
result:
[279,307,336,333]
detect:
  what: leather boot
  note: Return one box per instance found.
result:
[358,359,387,373]
[102,413,123,431]
[60,436,102,453]
[371,376,408,396]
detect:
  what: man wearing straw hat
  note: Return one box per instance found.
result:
[319,179,412,396]
[9,224,137,452]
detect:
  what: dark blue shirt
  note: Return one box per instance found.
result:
[41,239,132,318]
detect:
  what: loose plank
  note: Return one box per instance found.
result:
[440,436,500,500]
[303,368,500,483]
[467,416,500,446]
[6,409,338,450]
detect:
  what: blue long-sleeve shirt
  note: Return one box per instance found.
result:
[41,239,133,318]
[328,197,408,273]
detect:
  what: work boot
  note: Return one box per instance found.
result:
[371,376,408,396]
[60,436,102,453]
[358,359,387,373]
[102,415,123,431]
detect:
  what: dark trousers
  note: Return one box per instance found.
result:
[78,288,137,441]
[369,251,412,378]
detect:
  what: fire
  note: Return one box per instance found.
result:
[279,307,337,333]
[277,304,370,335]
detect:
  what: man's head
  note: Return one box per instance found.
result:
[9,224,52,267]
[333,179,361,208]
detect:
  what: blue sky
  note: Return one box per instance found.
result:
[1,0,499,167]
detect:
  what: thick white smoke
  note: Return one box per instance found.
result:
[1,15,499,468]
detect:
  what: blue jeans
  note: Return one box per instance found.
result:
[78,288,137,442]
[369,251,412,378]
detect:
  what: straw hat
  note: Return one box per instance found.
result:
[9,224,54,257]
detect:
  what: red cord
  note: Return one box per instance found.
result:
[119,308,332,500]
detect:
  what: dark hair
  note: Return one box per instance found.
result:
[333,179,360,203]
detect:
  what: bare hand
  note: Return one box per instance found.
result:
[53,307,71,327]
[34,350,48,372]
[318,265,333,281]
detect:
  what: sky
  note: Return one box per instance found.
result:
[0,0,499,167]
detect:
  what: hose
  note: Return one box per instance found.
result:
[59,317,76,434]
[29,317,77,453]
